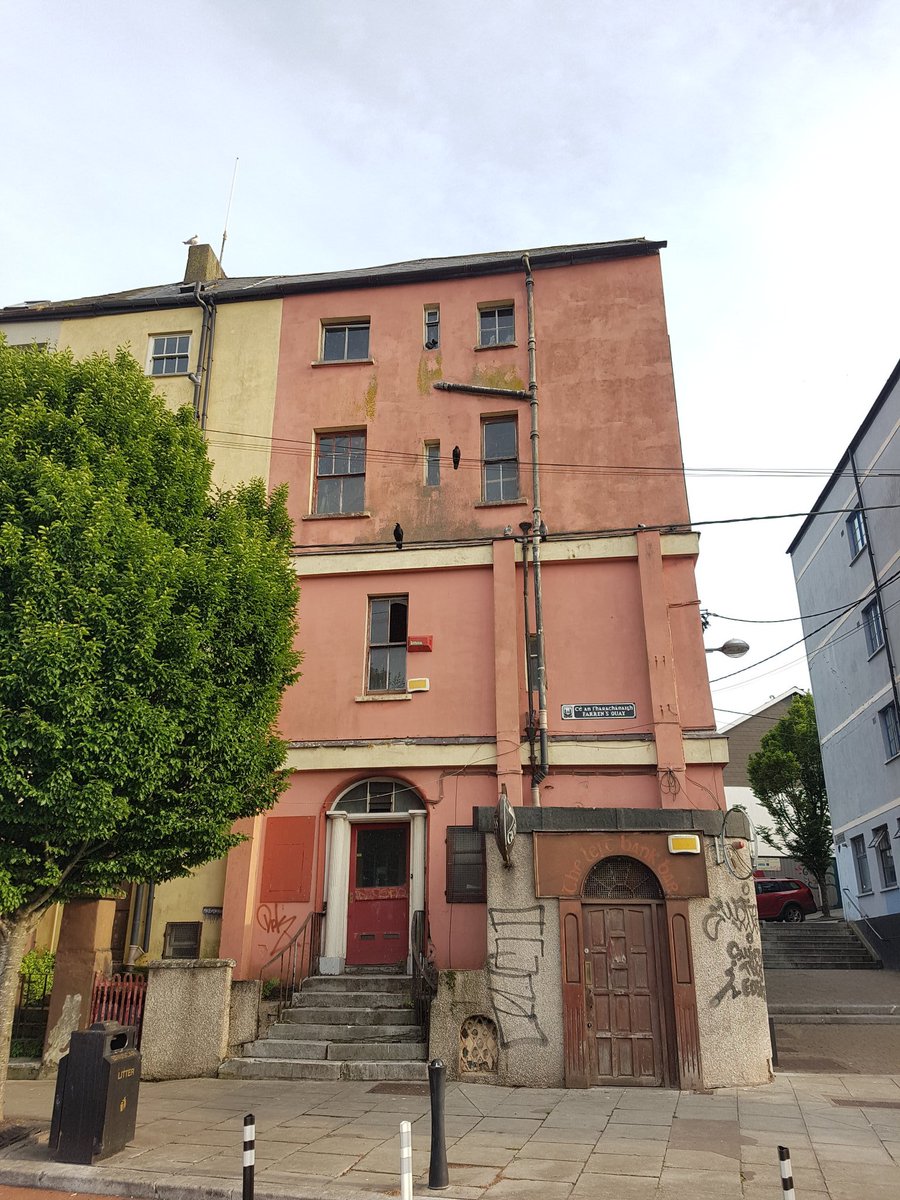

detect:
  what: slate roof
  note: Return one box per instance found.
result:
[0,238,665,321]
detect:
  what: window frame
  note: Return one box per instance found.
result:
[862,599,885,657]
[366,594,409,695]
[319,319,371,363]
[162,921,203,959]
[424,306,440,350]
[851,834,872,894]
[847,507,867,559]
[424,440,441,487]
[481,415,520,503]
[477,303,515,348]
[446,826,487,904]
[314,429,366,516]
[879,702,900,761]
[870,825,898,888]
[148,332,191,377]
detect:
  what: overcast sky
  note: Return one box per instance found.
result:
[3,0,899,727]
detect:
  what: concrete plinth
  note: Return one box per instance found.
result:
[141,958,234,1080]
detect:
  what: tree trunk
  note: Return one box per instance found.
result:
[815,874,832,919]
[0,911,38,1121]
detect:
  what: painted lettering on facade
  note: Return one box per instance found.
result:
[487,905,548,1046]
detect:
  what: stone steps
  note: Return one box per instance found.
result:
[219,971,428,1081]
[760,921,880,970]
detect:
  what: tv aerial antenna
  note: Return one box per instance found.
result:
[218,157,239,269]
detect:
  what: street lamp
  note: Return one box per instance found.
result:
[705,638,750,659]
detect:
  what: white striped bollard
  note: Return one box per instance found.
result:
[778,1145,796,1200]
[243,1113,255,1200]
[400,1119,413,1200]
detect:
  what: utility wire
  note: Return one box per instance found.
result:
[204,426,900,481]
[709,588,900,685]
[705,565,900,625]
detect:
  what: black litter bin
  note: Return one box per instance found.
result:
[50,1021,141,1164]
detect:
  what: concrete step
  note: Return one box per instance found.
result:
[772,1014,900,1024]
[219,1057,428,1082]
[268,1021,424,1042]
[293,989,412,1010]
[330,1041,428,1062]
[763,961,879,971]
[283,1006,417,1026]
[770,1003,900,1016]
[302,974,411,993]
[244,1039,329,1059]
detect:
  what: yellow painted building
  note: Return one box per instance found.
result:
[1,245,283,963]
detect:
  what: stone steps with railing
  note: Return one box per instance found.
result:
[761,919,880,970]
[219,973,429,1082]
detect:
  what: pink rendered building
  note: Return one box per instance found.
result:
[216,240,771,1089]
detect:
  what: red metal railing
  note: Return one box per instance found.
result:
[89,972,148,1045]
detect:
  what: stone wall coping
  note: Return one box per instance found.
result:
[147,958,236,970]
[473,805,750,838]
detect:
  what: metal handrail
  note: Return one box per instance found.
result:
[410,909,438,1041]
[842,887,886,942]
[259,909,324,1020]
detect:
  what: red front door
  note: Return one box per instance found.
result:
[346,823,410,967]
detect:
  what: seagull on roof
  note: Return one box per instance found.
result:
[183,235,199,245]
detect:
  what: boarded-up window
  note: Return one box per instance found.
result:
[446,827,487,904]
[259,816,316,904]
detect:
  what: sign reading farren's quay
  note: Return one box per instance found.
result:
[561,703,636,720]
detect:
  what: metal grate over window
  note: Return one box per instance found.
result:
[582,856,663,900]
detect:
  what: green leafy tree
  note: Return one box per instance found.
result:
[747,692,833,918]
[0,341,300,1113]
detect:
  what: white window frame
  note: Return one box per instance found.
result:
[879,702,900,761]
[314,430,366,515]
[148,333,191,376]
[481,415,519,502]
[477,303,515,347]
[424,306,440,350]
[366,595,409,695]
[424,440,440,487]
[870,825,898,888]
[847,507,867,559]
[862,599,885,657]
[851,833,872,893]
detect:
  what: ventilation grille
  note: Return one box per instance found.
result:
[459,1015,499,1074]
[583,856,663,900]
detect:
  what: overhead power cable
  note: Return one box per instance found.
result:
[705,565,900,625]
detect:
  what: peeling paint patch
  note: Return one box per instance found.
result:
[472,363,525,392]
[417,352,443,395]
[364,373,378,420]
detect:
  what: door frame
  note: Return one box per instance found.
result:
[582,898,671,1087]
[321,808,426,974]
[560,894,700,1088]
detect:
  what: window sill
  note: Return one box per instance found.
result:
[311,358,375,368]
[885,752,900,764]
[858,890,874,897]
[303,511,371,521]
[850,546,867,564]
[148,372,190,379]
[474,497,529,508]
[866,645,886,661]
[880,884,899,893]
[474,342,517,351]
[355,694,413,703]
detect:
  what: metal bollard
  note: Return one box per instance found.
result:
[778,1145,796,1200]
[243,1113,255,1200]
[400,1119,413,1200]
[428,1058,449,1190]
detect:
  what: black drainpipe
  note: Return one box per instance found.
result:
[200,294,217,431]
[522,253,548,801]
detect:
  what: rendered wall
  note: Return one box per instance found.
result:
[141,959,234,1080]
[690,842,772,1087]
[432,832,563,1087]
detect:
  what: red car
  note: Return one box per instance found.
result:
[754,878,818,923]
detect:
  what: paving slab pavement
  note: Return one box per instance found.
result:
[2,1073,900,1199]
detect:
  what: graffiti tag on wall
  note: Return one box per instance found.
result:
[256,902,297,959]
[701,885,764,1007]
[487,905,548,1046]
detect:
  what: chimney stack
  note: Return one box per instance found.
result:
[183,243,225,284]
